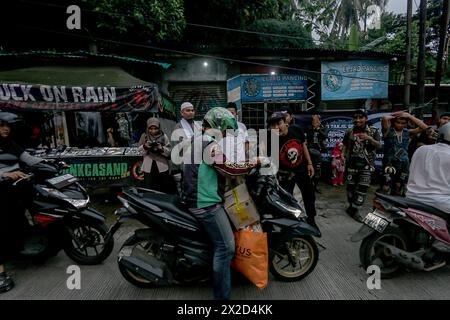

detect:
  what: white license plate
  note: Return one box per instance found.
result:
[363,210,389,233]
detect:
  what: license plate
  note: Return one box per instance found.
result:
[363,210,389,233]
[46,174,78,189]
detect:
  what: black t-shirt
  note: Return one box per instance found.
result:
[265,125,306,172]
[0,138,24,158]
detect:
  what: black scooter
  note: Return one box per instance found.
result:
[1,155,114,265]
[109,165,320,288]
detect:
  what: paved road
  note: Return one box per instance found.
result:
[2,185,450,300]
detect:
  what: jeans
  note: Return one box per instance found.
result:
[195,205,235,300]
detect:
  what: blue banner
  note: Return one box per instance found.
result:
[227,74,308,103]
[321,60,389,101]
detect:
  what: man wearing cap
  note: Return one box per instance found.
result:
[342,109,381,219]
[173,102,201,142]
[171,102,202,182]
[264,111,320,231]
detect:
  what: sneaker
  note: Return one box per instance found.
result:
[0,273,14,294]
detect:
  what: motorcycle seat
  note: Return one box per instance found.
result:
[375,192,450,221]
[139,190,199,225]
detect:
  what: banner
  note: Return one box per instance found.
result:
[0,83,162,112]
[321,60,389,101]
[294,111,392,169]
[34,147,144,188]
[227,74,308,103]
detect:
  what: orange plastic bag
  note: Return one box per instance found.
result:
[231,230,268,289]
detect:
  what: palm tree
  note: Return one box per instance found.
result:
[331,0,388,39]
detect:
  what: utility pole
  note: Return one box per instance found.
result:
[404,0,413,112]
[433,0,450,119]
[416,0,427,117]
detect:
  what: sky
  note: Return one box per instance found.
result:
[386,0,418,14]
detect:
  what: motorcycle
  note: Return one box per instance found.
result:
[352,192,450,278]
[108,164,320,288]
[1,155,114,265]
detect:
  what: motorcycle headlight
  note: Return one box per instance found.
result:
[274,200,305,219]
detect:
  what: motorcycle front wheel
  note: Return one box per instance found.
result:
[64,222,114,265]
[270,235,318,282]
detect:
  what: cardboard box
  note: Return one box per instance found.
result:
[224,183,260,229]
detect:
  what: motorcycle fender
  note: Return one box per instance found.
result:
[289,220,321,238]
[75,207,106,224]
[265,219,320,248]
[350,224,376,242]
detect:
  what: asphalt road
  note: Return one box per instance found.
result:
[2,184,450,300]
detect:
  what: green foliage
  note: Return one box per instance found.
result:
[182,0,305,48]
[86,0,186,43]
[348,24,360,50]
[246,19,314,48]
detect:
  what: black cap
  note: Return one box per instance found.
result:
[267,111,286,124]
[354,109,368,117]
[440,112,450,118]
[280,105,293,115]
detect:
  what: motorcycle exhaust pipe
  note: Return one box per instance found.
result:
[118,255,173,285]
[379,241,425,270]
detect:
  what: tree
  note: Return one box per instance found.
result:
[86,0,186,44]
[246,19,314,48]
[182,0,312,48]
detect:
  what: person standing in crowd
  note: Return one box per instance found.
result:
[342,109,381,218]
[380,112,427,196]
[280,105,296,126]
[183,107,258,300]
[0,112,43,294]
[406,122,450,214]
[265,111,319,231]
[409,111,450,158]
[173,102,201,143]
[219,102,249,163]
[171,102,201,193]
[331,141,345,187]
[138,117,174,193]
[305,113,327,193]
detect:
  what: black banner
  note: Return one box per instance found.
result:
[0,83,162,112]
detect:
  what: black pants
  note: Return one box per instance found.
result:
[279,171,317,218]
[380,159,409,196]
[144,161,177,194]
[346,165,372,210]
[309,148,322,187]
[0,180,31,265]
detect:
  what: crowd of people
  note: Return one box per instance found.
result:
[1,103,450,300]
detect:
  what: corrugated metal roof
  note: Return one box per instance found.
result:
[0,50,171,69]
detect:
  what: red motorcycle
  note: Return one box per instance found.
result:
[352,192,450,278]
